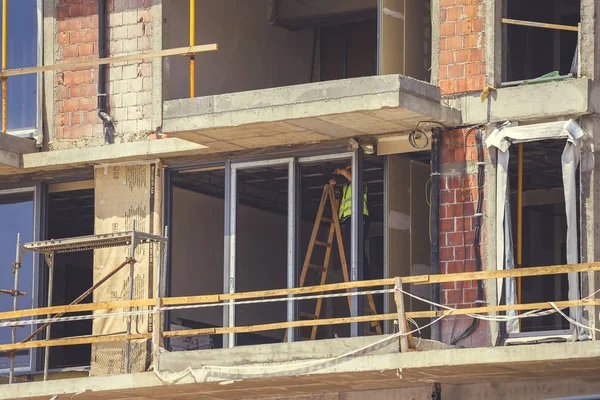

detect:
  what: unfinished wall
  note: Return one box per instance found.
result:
[439,128,488,347]
[91,163,162,375]
[164,0,315,100]
[51,0,155,149]
[438,0,486,94]
[170,187,287,341]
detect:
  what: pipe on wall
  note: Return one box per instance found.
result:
[430,127,441,342]
[97,0,114,144]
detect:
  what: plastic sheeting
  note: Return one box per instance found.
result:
[486,120,585,337]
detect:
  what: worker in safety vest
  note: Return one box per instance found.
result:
[329,166,371,279]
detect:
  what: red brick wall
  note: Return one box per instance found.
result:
[438,0,486,95]
[439,128,488,347]
[54,0,152,144]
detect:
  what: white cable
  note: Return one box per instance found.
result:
[153,314,448,385]
[549,302,600,333]
[0,288,395,328]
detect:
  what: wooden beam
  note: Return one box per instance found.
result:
[0,332,151,352]
[394,277,409,352]
[2,298,600,351]
[406,298,600,319]
[0,44,218,78]
[1,262,599,321]
[501,18,579,32]
[404,262,600,285]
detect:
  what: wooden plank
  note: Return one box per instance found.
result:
[0,44,218,78]
[405,298,600,319]
[3,297,600,352]
[2,262,600,321]
[0,332,152,352]
[404,262,600,285]
[47,180,94,193]
[501,18,579,32]
[394,277,409,353]
[163,313,400,338]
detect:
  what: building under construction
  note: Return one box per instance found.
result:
[0,0,600,399]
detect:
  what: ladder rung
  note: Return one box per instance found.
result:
[315,240,331,248]
[308,264,326,272]
[321,217,333,223]
[300,312,319,319]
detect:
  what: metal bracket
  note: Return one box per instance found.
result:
[44,254,54,270]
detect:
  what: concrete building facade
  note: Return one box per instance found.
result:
[1,0,600,399]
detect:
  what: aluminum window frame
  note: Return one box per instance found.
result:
[4,0,43,139]
[0,184,41,375]
[166,149,364,349]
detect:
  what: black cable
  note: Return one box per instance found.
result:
[450,126,485,345]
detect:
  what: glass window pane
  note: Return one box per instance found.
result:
[0,1,38,131]
[0,191,35,371]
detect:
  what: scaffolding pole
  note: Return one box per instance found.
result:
[189,0,195,98]
[8,233,22,384]
[8,228,166,381]
[1,0,7,133]
[125,220,137,374]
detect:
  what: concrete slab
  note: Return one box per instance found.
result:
[0,138,207,176]
[459,78,600,124]
[0,134,37,168]
[162,75,460,155]
[2,338,600,400]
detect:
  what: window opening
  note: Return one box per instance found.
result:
[45,187,94,369]
[502,0,580,85]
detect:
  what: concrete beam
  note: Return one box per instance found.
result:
[459,79,600,125]
[3,339,600,399]
[276,0,377,30]
[0,138,207,175]
[0,135,38,168]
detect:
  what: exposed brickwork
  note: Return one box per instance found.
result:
[438,0,486,95]
[439,128,488,347]
[54,0,152,144]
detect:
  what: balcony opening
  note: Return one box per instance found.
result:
[508,139,576,334]
[163,0,432,100]
[46,185,94,369]
[502,0,580,84]
[170,168,226,350]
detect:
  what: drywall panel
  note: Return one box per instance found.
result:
[386,155,411,317]
[410,160,431,337]
[164,0,315,100]
[405,0,428,81]
[90,164,162,376]
[380,0,406,75]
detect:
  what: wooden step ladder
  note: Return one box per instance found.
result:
[290,184,382,341]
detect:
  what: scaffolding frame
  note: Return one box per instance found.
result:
[5,225,168,383]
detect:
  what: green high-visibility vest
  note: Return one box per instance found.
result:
[339,183,369,221]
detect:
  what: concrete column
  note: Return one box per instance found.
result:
[579,0,599,80]
[579,115,600,338]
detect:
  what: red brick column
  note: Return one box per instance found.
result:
[55,0,152,143]
[438,128,488,347]
[438,0,486,95]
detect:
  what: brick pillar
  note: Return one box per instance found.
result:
[438,0,485,95]
[439,128,488,347]
[54,0,152,145]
